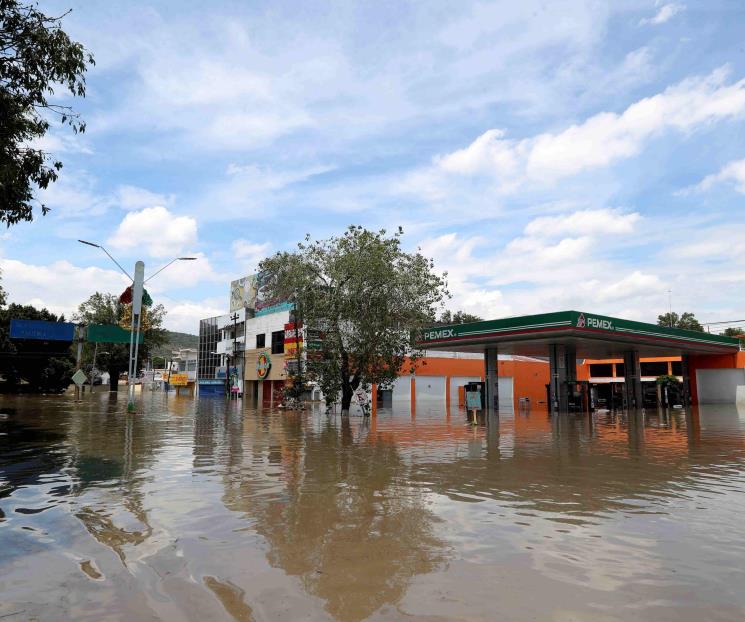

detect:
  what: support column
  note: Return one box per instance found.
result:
[410,376,416,419]
[484,347,499,414]
[681,354,691,407]
[623,350,643,410]
[549,345,575,413]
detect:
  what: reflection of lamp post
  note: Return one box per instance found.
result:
[92,345,109,378]
[78,240,196,411]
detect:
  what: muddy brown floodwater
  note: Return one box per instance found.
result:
[1,393,745,621]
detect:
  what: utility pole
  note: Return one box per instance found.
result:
[668,289,673,327]
[230,311,239,399]
[74,324,85,401]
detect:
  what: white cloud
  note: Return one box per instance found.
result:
[143,252,224,291]
[38,175,172,219]
[0,257,223,333]
[596,271,663,302]
[640,3,684,26]
[416,208,657,319]
[231,240,271,268]
[108,206,197,258]
[185,164,334,221]
[435,68,745,190]
[115,185,175,211]
[29,131,93,155]
[524,208,641,238]
[154,297,225,333]
[686,158,745,194]
[0,258,130,319]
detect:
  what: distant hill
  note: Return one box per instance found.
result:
[152,331,199,358]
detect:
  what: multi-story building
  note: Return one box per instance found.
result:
[197,273,557,411]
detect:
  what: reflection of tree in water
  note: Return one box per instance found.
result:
[66,399,172,565]
[220,414,446,622]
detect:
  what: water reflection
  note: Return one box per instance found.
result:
[1,394,745,621]
[217,413,445,621]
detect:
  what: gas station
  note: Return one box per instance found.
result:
[418,311,743,413]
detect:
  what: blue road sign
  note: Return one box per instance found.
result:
[9,319,75,341]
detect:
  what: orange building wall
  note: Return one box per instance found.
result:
[688,352,745,404]
[384,355,550,409]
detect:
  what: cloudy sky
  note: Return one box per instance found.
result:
[2,0,745,332]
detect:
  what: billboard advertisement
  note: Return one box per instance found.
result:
[230,275,258,312]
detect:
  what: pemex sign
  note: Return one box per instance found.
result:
[575,313,614,331]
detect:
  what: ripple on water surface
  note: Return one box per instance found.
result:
[1,393,745,621]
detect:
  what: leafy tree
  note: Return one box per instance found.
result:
[0,301,75,392]
[657,311,704,332]
[1,1,94,226]
[721,326,745,345]
[73,292,167,391]
[258,226,448,415]
[435,310,482,325]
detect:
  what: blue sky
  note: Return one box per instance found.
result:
[2,0,745,332]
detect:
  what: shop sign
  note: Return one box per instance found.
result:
[257,352,271,380]
[169,373,189,386]
[284,322,303,356]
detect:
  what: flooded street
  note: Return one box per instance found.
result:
[2,394,745,621]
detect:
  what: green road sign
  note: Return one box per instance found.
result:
[87,324,144,344]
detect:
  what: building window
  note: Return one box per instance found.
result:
[641,361,669,377]
[271,330,284,354]
[256,333,265,349]
[615,363,625,377]
[671,361,683,376]
[198,316,220,381]
[589,363,613,377]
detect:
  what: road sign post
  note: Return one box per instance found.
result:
[127,261,145,413]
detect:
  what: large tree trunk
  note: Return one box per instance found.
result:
[109,368,120,392]
[341,383,353,416]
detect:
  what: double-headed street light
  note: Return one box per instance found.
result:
[78,240,196,412]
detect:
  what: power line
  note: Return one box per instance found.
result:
[701,319,745,326]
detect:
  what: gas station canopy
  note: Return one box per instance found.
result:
[417,311,740,359]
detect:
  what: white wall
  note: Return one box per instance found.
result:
[415,376,446,403]
[498,376,514,412]
[243,310,291,350]
[697,369,745,404]
[391,377,411,403]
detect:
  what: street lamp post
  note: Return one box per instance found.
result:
[78,240,196,412]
